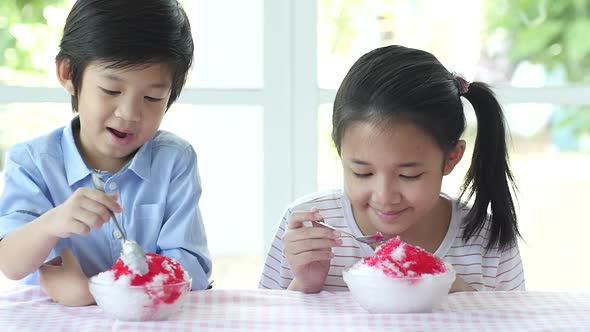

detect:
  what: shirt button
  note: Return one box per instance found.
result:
[108,182,118,190]
[113,230,122,239]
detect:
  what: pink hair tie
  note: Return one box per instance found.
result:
[453,73,470,95]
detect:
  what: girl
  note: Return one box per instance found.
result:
[260,45,524,293]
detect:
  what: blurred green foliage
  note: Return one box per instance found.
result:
[0,0,68,168]
[0,0,66,77]
[485,0,590,138]
[485,0,590,82]
[321,0,366,55]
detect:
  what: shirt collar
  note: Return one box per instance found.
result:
[62,117,91,186]
[127,138,152,180]
[61,117,153,184]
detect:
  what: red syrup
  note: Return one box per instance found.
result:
[362,236,447,277]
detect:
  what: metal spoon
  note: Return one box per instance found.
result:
[90,172,148,275]
[313,220,388,245]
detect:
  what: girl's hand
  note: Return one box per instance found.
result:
[39,248,95,306]
[47,187,122,238]
[450,275,475,293]
[284,208,342,293]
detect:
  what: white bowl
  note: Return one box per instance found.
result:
[343,263,455,313]
[88,278,191,321]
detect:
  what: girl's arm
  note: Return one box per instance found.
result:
[259,209,294,289]
[494,243,525,291]
[450,275,475,293]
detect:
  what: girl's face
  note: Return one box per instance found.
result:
[340,120,464,240]
[58,61,172,172]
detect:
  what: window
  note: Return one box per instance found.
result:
[2,0,589,292]
[0,0,266,290]
[317,0,590,291]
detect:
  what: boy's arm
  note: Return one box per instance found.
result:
[38,248,95,306]
[0,210,61,279]
[0,145,61,279]
[156,145,212,290]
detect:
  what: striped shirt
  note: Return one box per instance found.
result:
[259,189,525,292]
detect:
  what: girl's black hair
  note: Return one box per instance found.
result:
[332,45,520,251]
[56,0,193,111]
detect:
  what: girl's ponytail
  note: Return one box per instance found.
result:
[460,82,520,250]
[331,45,521,251]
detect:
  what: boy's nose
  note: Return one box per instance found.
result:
[114,99,141,122]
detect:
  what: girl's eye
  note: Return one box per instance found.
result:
[352,172,372,178]
[100,88,120,96]
[400,173,424,180]
[145,96,163,102]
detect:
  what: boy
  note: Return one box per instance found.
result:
[0,0,211,306]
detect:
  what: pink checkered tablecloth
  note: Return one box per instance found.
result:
[1,285,589,331]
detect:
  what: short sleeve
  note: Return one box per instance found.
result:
[0,144,53,239]
[156,143,212,290]
[259,207,294,289]
[493,243,526,291]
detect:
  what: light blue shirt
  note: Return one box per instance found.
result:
[0,117,212,290]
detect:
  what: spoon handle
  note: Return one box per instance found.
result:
[108,211,127,241]
[313,220,356,238]
[91,172,127,241]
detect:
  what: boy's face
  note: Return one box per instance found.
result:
[59,61,172,172]
[340,120,464,241]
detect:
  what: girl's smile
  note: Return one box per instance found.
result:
[371,206,410,224]
[340,120,464,241]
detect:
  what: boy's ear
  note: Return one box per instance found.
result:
[443,140,466,175]
[56,58,75,95]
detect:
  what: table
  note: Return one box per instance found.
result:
[1,285,589,331]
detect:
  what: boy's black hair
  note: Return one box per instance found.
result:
[332,45,520,251]
[56,0,193,111]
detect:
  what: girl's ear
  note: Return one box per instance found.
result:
[56,58,75,95]
[443,140,466,175]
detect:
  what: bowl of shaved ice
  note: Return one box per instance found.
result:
[343,236,455,313]
[89,252,191,321]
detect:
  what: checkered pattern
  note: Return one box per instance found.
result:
[1,286,589,331]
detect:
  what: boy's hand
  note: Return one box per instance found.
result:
[39,248,95,306]
[283,208,342,293]
[47,187,122,238]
